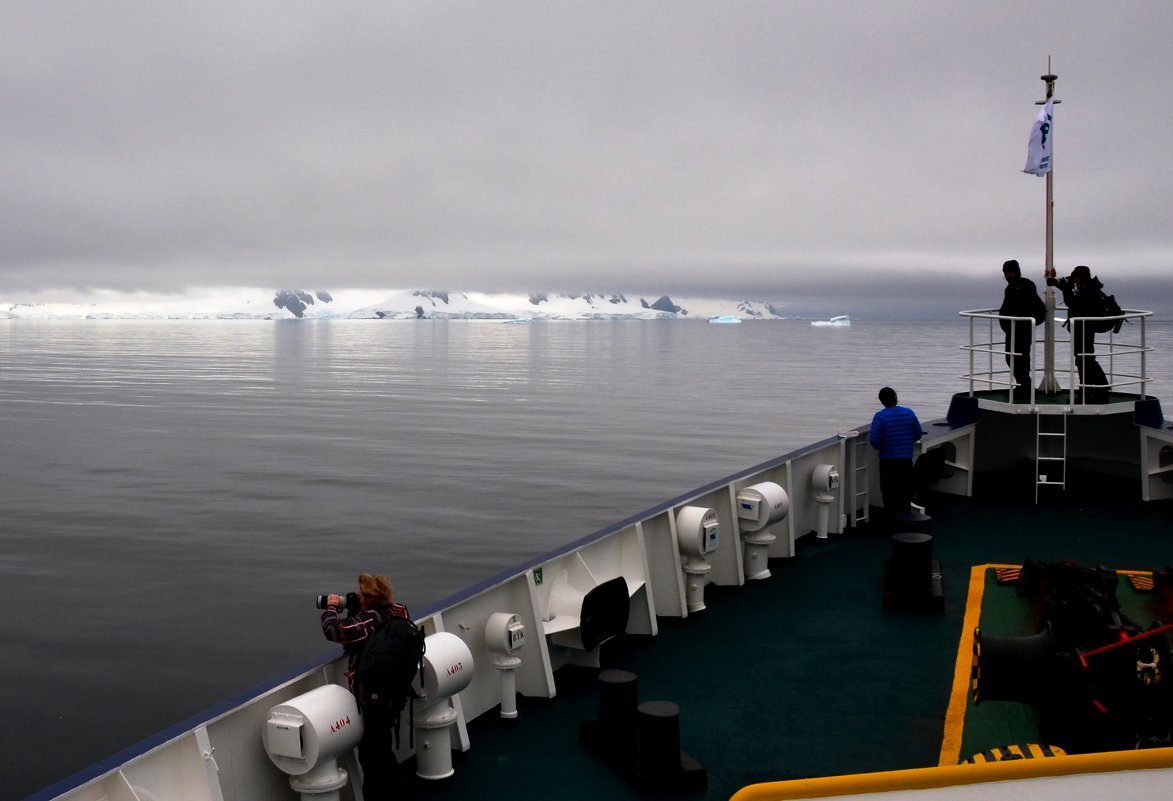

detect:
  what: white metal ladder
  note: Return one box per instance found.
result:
[1035,409,1069,502]
[848,432,870,525]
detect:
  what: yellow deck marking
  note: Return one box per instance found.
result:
[939,564,1009,765]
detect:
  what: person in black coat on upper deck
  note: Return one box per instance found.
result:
[998,259,1045,397]
[1048,265,1110,402]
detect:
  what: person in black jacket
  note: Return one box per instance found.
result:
[1048,265,1110,402]
[998,259,1045,397]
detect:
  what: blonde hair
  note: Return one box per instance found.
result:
[357,573,393,605]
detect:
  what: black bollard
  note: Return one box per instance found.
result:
[891,532,933,595]
[882,527,944,613]
[580,675,707,793]
[636,701,682,779]
[598,669,638,751]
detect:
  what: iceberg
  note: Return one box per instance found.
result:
[708,315,742,324]
[811,315,850,327]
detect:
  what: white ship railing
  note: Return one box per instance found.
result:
[959,308,1153,404]
[958,311,1040,404]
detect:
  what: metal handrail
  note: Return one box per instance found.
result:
[958,308,1153,404]
[958,310,1039,403]
[1063,309,1153,400]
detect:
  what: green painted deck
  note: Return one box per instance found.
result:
[412,473,1173,801]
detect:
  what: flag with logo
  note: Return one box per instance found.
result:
[1023,97,1054,176]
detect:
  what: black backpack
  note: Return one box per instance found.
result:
[355,615,426,715]
[1093,292,1124,334]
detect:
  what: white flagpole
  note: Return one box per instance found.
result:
[1037,66,1061,394]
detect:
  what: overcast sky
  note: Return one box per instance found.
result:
[3,2,1171,316]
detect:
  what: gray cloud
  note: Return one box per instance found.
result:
[3,2,1171,313]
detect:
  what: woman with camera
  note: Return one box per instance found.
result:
[320,573,414,800]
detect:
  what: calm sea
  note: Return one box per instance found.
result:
[3,318,1169,800]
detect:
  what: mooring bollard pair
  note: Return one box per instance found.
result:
[579,669,707,793]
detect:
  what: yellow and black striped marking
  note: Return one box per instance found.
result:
[969,629,981,702]
[965,743,1067,764]
[994,567,1021,585]
[1129,573,1156,592]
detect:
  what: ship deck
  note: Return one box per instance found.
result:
[25,390,1173,801]
[415,474,1173,801]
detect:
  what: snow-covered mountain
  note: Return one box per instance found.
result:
[0,289,790,321]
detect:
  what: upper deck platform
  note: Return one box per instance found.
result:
[959,305,1155,411]
[947,307,1171,503]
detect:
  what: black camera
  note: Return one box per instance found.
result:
[315,592,360,614]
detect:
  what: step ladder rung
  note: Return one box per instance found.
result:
[1035,408,1069,503]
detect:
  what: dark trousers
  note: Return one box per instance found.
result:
[357,704,410,800]
[1072,323,1107,398]
[879,457,914,529]
[1004,322,1033,391]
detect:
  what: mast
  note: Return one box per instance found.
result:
[1038,65,1060,394]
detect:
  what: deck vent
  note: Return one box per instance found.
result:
[414,631,475,781]
[811,465,839,540]
[676,505,719,612]
[736,482,789,580]
[485,612,526,719]
[262,684,363,799]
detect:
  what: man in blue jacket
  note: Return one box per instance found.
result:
[869,387,923,529]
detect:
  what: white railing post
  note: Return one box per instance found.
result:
[987,317,994,392]
[968,316,975,396]
[1141,314,1148,399]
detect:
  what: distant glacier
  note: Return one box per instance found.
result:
[0,289,791,321]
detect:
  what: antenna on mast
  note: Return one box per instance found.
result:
[1039,55,1059,102]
